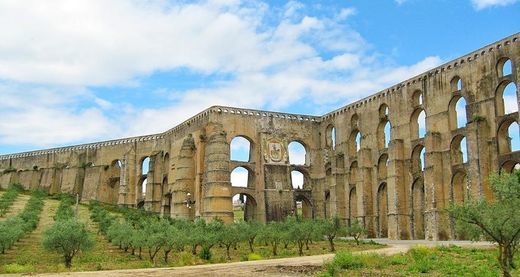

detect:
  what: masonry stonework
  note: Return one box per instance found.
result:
[1,34,519,240]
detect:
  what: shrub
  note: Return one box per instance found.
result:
[247,253,263,261]
[199,246,212,260]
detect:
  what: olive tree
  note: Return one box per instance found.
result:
[449,172,520,277]
[42,219,94,268]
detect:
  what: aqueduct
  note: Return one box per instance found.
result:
[0,33,519,240]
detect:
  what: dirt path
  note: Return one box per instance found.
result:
[0,193,30,221]
[35,240,495,277]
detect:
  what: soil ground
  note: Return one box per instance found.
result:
[31,240,494,277]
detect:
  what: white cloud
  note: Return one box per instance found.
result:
[0,0,443,150]
[471,0,519,9]
[395,0,408,5]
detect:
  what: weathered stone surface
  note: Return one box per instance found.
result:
[0,33,518,240]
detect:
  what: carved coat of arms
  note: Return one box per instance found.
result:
[263,137,287,164]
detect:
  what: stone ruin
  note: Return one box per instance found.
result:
[0,33,518,240]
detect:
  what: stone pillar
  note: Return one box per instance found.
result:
[202,126,233,223]
[358,148,375,237]
[334,154,347,221]
[172,134,196,219]
[387,139,408,239]
[424,132,444,241]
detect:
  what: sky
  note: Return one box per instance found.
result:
[0,0,519,156]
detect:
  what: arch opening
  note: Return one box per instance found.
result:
[411,109,426,139]
[232,193,258,222]
[498,120,520,154]
[294,194,313,219]
[498,58,513,77]
[230,136,252,162]
[411,179,425,239]
[496,81,519,116]
[348,187,357,226]
[377,183,388,238]
[291,170,305,190]
[288,141,307,165]
[231,166,253,188]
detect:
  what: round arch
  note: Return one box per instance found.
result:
[377,182,388,238]
[230,135,254,162]
[411,178,425,239]
[232,192,258,222]
[288,140,308,165]
[495,80,518,116]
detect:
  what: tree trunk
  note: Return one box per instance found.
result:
[192,244,198,255]
[248,238,254,253]
[226,245,231,260]
[499,244,512,277]
[328,237,335,252]
[298,241,304,256]
[164,249,171,263]
[272,242,278,256]
[64,255,73,268]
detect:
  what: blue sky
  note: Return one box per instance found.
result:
[0,0,519,155]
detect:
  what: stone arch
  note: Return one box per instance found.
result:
[501,160,520,173]
[349,161,358,184]
[411,144,426,173]
[379,103,389,118]
[451,76,463,92]
[100,159,122,204]
[450,170,467,204]
[231,166,254,188]
[230,136,253,162]
[498,119,520,154]
[351,113,359,128]
[163,152,170,174]
[497,57,513,78]
[448,95,468,130]
[162,175,171,215]
[495,80,518,116]
[450,135,468,165]
[326,124,336,149]
[140,156,150,175]
[450,170,468,239]
[410,109,426,139]
[294,193,313,219]
[232,192,258,222]
[378,120,391,150]
[324,189,331,219]
[377,182,388,238]
[348,187,357,226]
[412,90,423,106]
[288,140,308,165]
[411,178,425,239]
[290,168,310,190]
[348,130,362,156]
[378,154,389,180]
[138,156,151,200]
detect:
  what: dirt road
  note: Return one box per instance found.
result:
[36,240,494,277]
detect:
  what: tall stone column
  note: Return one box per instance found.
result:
[424,132,444,241]
[202,126,233,223]
[357,148,375,237]
[172,134,196,219]
[387,139,408,239]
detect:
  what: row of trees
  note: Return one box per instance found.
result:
[0,184,23,216]
[0,189,45,253]
[89,202,367,263]
[42,195,94,268]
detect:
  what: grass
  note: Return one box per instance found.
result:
[0,198,384,274]
[319,245,519,276]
